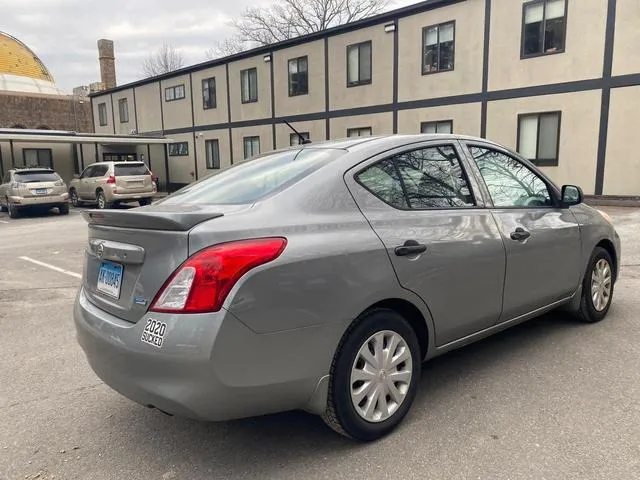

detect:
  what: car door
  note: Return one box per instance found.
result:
[77,166,95,200]
[345,141,507,347]
[460,142,582,321]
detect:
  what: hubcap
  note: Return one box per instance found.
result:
[591,258,612,312]
[97,194,105,209]
[71,192,78,206]
[350,330,413,423]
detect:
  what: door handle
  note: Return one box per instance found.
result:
[510,227,531,241]
[395,240,427,257]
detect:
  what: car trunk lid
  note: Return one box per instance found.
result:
[113,163,153,194]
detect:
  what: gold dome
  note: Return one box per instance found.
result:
[0,31,54,82]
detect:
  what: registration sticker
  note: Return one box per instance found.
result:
[141,319,167,348]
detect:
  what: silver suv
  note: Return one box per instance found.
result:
[0,168,70,219]
[69,161,156,209]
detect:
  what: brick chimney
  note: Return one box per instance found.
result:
[97,39,116,89]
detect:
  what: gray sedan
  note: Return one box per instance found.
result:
[74,134,620,441]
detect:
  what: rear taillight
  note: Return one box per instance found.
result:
[150,172,158,183]
[106,175,116,184]
[149,238,287,314]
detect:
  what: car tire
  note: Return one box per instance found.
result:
[7,201,19,219]
[59,204,70,215]
[96,190,109,210]
[322,308,421,441]
[139,198,152,207]
[576,247,615,323]
[69,189,80,207]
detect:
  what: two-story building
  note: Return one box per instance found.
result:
[89,0,640,197]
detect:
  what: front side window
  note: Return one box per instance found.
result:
[288,56,309,96]
[168,142,189,156]
[243,136,260,159]
[421,120,453,134]
[98,103,107,126]
[23,149,53,168]
[422,21,455,74]
[470,146,552,208]
[290,132,310,146]
[517,111,561,166]
[241,68,258,103]
[347,41,372,87]
[118,98,129,123]
[347,127,372,138]
[165,85,186,102]
[202,77,216,109]
[522,0,566,57]
[205,139,220,169]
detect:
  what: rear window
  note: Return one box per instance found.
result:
[14,171,59,183]
[114,163,149,176]
[160,148,345,205]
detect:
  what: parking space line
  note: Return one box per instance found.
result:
[19,256,82,279]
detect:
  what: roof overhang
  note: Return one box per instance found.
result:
[0,129,172,145]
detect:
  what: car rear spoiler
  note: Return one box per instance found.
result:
[83,207,223,231]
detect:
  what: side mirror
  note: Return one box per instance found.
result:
[561,185,583,207]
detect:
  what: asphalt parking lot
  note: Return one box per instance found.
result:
[1,206,640,480]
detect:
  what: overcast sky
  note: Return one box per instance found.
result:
[2,0,416,93]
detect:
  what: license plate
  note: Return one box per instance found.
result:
[97,262,123,298]
[35,188,47,195]
[141,319,167,348]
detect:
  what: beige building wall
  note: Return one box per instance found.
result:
[273,40,326,117]
[92,95,113,134]
[330,112,393,139]
[398,0,484,101]
[112,89,136,135]
[166,132,196,184]
[192,66,230,127]
[275,120,327,149]
[231,125,272,163]
[488,0,607,91]
[486,90,601,195]
[0,142,76,183]
[612,1,640,77]
[135,83,162,133]
[603,86,640,196]
[328,25,393,111]
[194,129,232,179]
[161,74,193,131]
[229,56,272,122]
[79,143,98,170]
[398,103,482,136]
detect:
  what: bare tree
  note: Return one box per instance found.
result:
[142,42,185,77]
[206,0,392,59]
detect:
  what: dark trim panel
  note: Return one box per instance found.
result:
[392,19,399,134]
[159,83,165,134]
[110,95,116,134]
[270,54,276,149]
[480,0,491,137]
[324,37,330,140]
[225,64,234,165]
[189,73,198,181]
[132,87,139,133]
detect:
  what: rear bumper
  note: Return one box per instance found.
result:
[73,287,331,421]
[106,191,155,202]
[9,193,68,207]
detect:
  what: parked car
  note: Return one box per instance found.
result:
[74,135,620,441]
[68,161,156,209]
[0,167,69,218]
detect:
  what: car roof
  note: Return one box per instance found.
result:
[297,134,504,152]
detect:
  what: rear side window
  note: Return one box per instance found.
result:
[114,163,149,176]
[14,171,60,183]
[160,149,345,205]
[92,165,109,177]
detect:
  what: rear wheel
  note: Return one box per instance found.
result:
[322,308,421,441]
[139,198,153,207]
[7,201,19,219]
[96,190,108,209]
[59,204,70,215]
[576,247,615,323]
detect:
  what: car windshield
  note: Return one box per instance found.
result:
[160,148,345,205]
[14,171,59,183]
[114,163,149,176]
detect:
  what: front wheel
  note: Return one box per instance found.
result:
[139,198,153,207]
[322,308,421,441]
[69,189,80,207]
[576,247,615,323]
[59,204,70,215]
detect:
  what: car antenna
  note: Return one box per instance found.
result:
[283,119,311,144]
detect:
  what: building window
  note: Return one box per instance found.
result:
[118,98,129,123]
[288,56,309,96]
[517,111,561,166]
[241,68,258,103]
[243,136,260,159]
[421,120,453,134]
[98,103,107,126]
[202,77,216,109]
[290,132,310,146]
[23,149,53,168]
[347,41,372,87]
[205,139,220,169]
[522,0,566,57]
[165,84,186,102]
[168,142,189,156]
[422,21,455,74]
[347,127,372,137]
